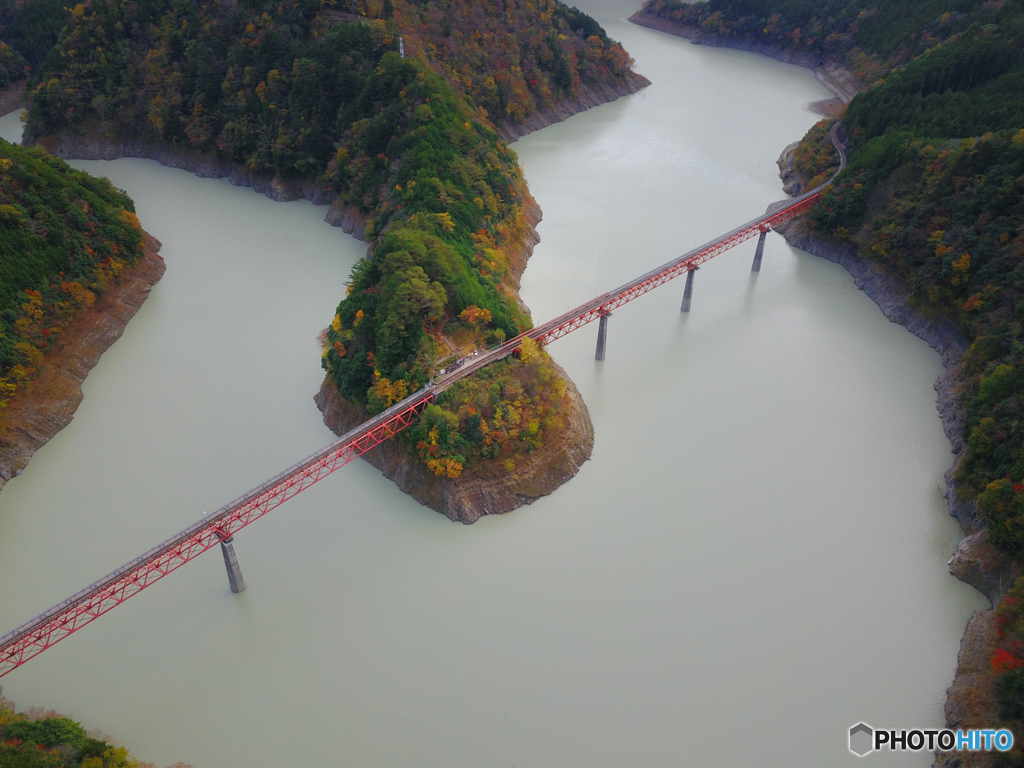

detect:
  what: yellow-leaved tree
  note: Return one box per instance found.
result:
[518,336,541,364]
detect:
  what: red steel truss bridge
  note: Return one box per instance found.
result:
[0,130,846,678]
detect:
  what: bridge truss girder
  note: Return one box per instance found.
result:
[0,395,433,677]
[529,194,817,347]
[0,179,830,678]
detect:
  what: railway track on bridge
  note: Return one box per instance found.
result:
[0,126,846,678]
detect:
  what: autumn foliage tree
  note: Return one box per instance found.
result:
[410,341,568,478]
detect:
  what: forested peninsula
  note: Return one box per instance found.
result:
[0,0,650,520]
[634,0,1024,763]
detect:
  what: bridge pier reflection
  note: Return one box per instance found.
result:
[680,267,698,312]
[220,536,246,594]
[752,230,768,272]
[595,312,610,360]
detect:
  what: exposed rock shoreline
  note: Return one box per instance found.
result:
[628,12,860,114]
[0,81,25,119]
[28,70,650,239]
[32,129,371,239]
[774,149,1011,768]
[0,237,165,493]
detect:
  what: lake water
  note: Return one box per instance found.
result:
[0,2,987,766]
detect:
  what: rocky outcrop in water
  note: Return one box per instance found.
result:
[949,530,1022,605]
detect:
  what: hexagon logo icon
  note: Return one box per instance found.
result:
[849,723,874,757]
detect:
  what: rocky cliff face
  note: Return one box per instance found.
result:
[0,237,165,492]
[936,609,1002,768]
[0,82,25,120]
[777,141,803,195]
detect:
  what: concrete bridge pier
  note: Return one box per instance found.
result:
[751,230,768,272]
[681,267,698,312]
[220,536,246,593]
[595,312,611,360]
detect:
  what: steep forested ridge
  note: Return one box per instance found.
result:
[0,139,144,409]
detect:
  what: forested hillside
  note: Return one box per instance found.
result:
[0,0,67,74]
[0,139,145,410]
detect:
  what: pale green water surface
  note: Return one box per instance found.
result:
[0,3,987,766]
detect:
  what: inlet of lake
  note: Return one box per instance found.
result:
[0,1,987,765]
